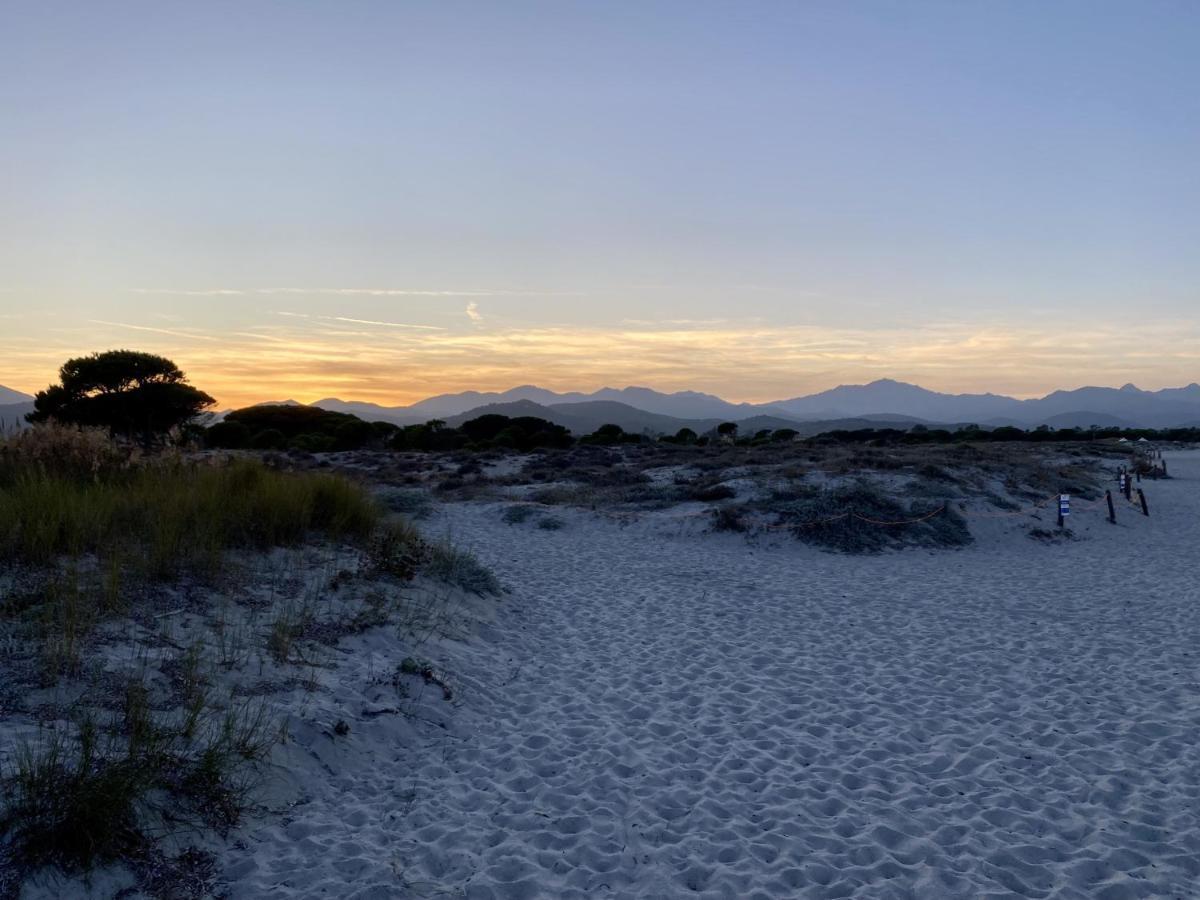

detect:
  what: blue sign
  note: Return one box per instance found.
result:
[1059,494,1070,517]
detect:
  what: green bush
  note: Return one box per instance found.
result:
[288,432,336,453]
[249,428,286,450]
[202,420,250,449]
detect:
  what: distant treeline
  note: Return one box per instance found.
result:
[202,405,1200,453]
[814,423,1200,445]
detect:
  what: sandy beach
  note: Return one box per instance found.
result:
[190,451,1200,899]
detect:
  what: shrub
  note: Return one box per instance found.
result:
[334,419,376,451]
[204,420,251,449]
[289,432,336,453]
[249,428,286,450]
[772,482,971,553]
[215,405,380,452]
[580,423,626,445]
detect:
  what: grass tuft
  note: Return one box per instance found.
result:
[424,540,501,595]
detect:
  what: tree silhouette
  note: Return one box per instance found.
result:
[28,350,215,443]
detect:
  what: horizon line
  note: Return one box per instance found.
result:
[7,375,1200,411]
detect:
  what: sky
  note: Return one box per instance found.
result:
[1,1,1197,408]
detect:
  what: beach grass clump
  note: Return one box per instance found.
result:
[0,443,381,577]
[0,423,134,483]
[367,519,428,581]
[688,483,737,502]
[710,504,748,533]
[377,487,433,518]
[772,482,971,553]
[424,540,501,595]
[502,504,537,525]
[0,671,279,873]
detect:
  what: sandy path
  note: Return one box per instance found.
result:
[228,453,1200,899]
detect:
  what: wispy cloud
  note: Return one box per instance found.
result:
[465,302,483,324]
[131,289,246,297]
[621,317,750,327]
[89,320,220,341]
[132,287,582,298]
[277,311,444,331]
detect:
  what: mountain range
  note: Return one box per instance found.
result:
[4,379,1200,435]
[310,380,1200,433]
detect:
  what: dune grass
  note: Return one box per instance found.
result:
[0,455,381,578]
[0,674,277,872]
[0,427,498,881]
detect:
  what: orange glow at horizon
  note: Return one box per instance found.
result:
[3,318,1199,410]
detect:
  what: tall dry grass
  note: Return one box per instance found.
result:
[0,426,380,578]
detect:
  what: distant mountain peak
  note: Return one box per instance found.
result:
[0,384,34,404]
[1119,383,1141,393]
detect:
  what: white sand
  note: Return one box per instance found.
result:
[198,451,1200,898]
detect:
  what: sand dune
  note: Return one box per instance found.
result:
[203,452,1200,898]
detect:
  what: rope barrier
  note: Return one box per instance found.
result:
[850,506,946,526]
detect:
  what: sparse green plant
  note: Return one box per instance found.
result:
[424,540,501,595]
[377,488,433,518]
[397,657,453,701]
[710,504,748,533]
[502,505,536,525]
[689,483,736,502]
[0,667,280,874]
[368,519,427,580]
[266,602,308,665]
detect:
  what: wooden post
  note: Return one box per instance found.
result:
[1138,488,1149,517]
[1106,490,1116,524]
[1125,474,1132,501]
[1162,458,1168,477]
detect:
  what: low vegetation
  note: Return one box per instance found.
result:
[0,434,379,577]
[769,482,972,553]
[1,677,276,872]
[206,404,395,452]
[0,422,498,888]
